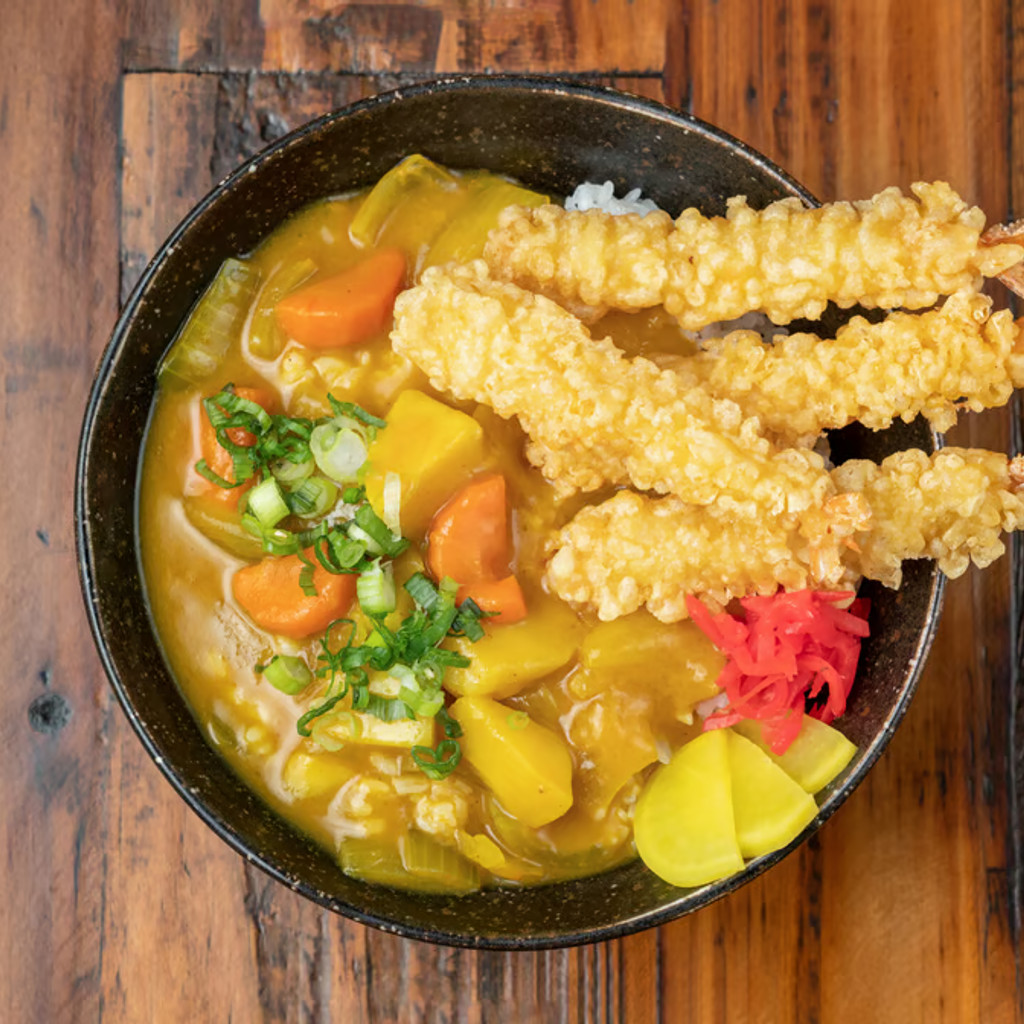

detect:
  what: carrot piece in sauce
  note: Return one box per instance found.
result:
[457,575,527,626]
[232,552,357,639]
[426,474,509,583]
[426,474,528,625]
[274,248,407,349]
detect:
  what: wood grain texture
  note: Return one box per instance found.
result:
[2,0,1022,1021]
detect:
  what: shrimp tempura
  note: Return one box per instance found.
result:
[484,182,1023,329]
[546,450,1024,622]
[675,290,1024,446]
[390,262,844,532]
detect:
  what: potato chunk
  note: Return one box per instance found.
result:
[451,696,573,828]
[445,596,584,699]
[364,390,485,536]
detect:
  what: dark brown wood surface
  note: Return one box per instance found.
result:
[2,1,1023,1020]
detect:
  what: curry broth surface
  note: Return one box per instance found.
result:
[140,172,718,891]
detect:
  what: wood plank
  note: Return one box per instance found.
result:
[0,1,126,1021]
[124,0,670,74]
[2,1,1022,1021]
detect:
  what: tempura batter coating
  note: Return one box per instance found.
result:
[832,449,1024,587]
[484,182,1023,329]
[546,450,1024,622]
[679,291,1024,445]
[390,263,839,526]
[545,490,864,623]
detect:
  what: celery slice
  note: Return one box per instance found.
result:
[339,838,413,889]
[338,834,481,894]
[423,181,549,269]
[349,154,459,248]
[247,257,317,360]
[158,258,260,386]
[401,831,481,894]
[183,495,264,559]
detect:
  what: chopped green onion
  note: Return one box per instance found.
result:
[327,396,387,430]
[257,655,313,695]
[205,387,274,435]
[297,557,317,597]
[399,684,443,720]
[452,597,487,642]
[411,739,461,780]
[194,458,244,490]
[354,503,408,558]
[182,495,265,559]
[404,572,439,610]
[246,477,290,529]
[437,706,463,739]
[311,709,361,750]
[347,524,385,557]
[286,476,339,519]
[342,485,366,505]
[362,694,416,722]
[270,456,315,487]
[357,562,396,617]
[329,532,369,569]
[310,423,368,482]
[241,514,302,555]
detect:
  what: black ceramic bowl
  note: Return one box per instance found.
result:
[76,76,943,949]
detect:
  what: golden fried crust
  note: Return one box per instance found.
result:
[680,290,1024,445]
[485,183,1024,329]
[547,449,1024,621]
[832,448,1024,587]
[544,491,851,623]
[390,263,836,524]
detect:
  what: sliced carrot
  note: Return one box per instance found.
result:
[232,551,357,639]
[458,575,527,626]
[274,247,407,349]
[426,474,509,584]
[195,386,277,508]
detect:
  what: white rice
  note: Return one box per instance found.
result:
[565,180,662,217]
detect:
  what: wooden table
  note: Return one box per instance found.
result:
[3,1,1022,1020]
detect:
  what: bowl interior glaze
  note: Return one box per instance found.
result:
[76,76,943,949]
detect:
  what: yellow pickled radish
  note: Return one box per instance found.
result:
[633,729,743,887]
[726,730,818,858]
[732,716,857,794]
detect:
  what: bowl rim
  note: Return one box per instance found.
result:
[75,73,946,949]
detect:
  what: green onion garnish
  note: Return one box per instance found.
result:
[353,503,408,558]
[246,477,290,529]
[356,562,397,617]
[327,395,387,430]
[270,455,314,487]
[286,476,339,519]
[411,739,461,780]
[257,654,313,695]
[297,555,317,597]
[310,423,368,482]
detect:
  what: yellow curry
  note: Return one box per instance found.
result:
[140,157,853,894]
